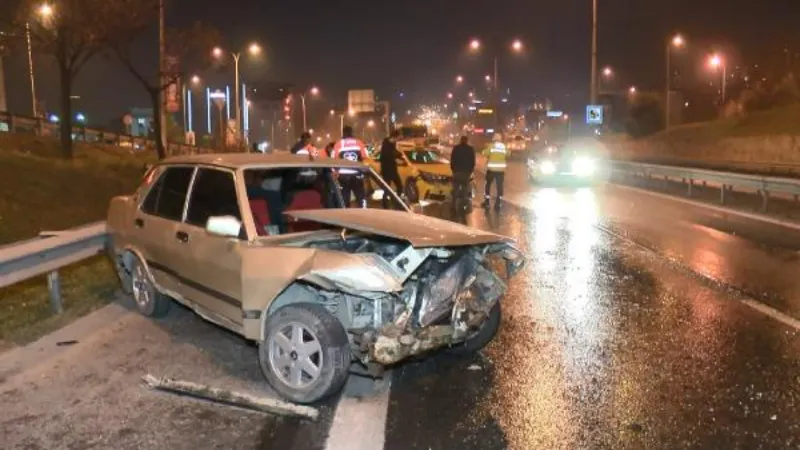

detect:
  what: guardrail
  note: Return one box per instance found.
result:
[612,161,800,212]
[0,111,213,156]
[0,222,108,314]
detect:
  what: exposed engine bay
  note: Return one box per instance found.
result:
[298,232,525,366]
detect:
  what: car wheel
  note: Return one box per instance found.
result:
[259,303,351,404]
[130,257,170,318]
[447,301,502,356]
[404,178,420,204]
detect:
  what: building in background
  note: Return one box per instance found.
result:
[129,108,153,137]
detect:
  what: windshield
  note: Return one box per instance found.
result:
[404,149,447,164]
[243,166,408,236]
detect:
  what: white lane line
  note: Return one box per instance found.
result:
[739,299,800,331]
[611,183,800,231]
[324,372,392,450]
[502,196,800,332]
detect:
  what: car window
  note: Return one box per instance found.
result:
[141,166,194,221]
[185,168,242,228]
[404,149,446,164]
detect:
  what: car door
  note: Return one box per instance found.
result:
[131,165,195,294]
[175,166,245,327]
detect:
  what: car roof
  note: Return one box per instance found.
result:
[156,152,367,170]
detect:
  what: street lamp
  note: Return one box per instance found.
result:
[708,54,727,104]
[25,3,55,118]
[665,34,686,129]
[300,86,320,131]
[212,42,261,143]
[467,37,524,92]
[447,92,453,99]
[456,75,464,83]
[629,86,637,95]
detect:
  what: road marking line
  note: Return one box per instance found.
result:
[324,372,392,450]
[611,183,800,231]
[502,196,800,332]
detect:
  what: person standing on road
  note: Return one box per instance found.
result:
[290,132,319,158]
[482,132,508,209]
[450,135,476,211]
[332,125,369,207]
[379,130,404,208]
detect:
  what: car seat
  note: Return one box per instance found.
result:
[285,189,323,232]
[249,198,271,236]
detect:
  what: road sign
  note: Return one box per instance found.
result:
[586,105,604,125]
[546,110,563,118]
[348,89,375,113]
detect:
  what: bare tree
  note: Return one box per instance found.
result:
[100,0,219,159]
[13,0,113,159]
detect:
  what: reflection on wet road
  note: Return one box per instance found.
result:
[384,162,800,450]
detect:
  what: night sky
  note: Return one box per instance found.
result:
[2,0,799,128]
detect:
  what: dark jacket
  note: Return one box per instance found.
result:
[379,138,401,174]
[290,140,307,154]
[450,143,476,174]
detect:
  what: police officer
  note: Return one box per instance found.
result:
[331,125,368,207]
[482,132,508,209]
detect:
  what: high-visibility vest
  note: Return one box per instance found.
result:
[334,138,365,174]
[485,142,508,172]
[296,144,320,159]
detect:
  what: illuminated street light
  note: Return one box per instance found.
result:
[708,53,727,103]
[300,86,320,131]
[468,92,474,98]
[665,34,687,130]
[348,109,356,117]
[485,74,491,82]
[212,47,223,58]
[629,86,637,94]
[447,92,453,99]
[466,37,524,92]
[672,34,685,48]
[213,43,262,143]
[367,119,375,127]
[309,86,320,96]
[329,109,335,116]
[511,39,523,52]
[469,39,481,50]
[38,4,53,17]
[190,75,201,85]
[456,75,464,83]
[602,66,613,77]
[248,43,261,55]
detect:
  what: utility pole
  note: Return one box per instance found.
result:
[25,23,37,117]
[0,54,7,112]
[590,0,598,104]
[158,0,167,153]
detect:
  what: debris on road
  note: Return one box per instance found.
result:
[141,374,319,421]
[56,340,78,346]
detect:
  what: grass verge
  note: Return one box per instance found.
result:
[0,133,151,347]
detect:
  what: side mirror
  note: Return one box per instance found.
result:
[206,215,242,238]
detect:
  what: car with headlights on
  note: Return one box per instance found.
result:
[527,143,599,185]
[105,153,524,404]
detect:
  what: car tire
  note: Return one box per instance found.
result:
[259,303,351,404]
[446,301,502,356]
[404,178,420,204]
[130,257,170,318]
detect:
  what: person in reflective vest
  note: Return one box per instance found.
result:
[332,125,368,207]
[482,132,507,209]
[290,132,321,159]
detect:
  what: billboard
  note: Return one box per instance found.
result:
[164,55,180,113]
[348,89,375,113]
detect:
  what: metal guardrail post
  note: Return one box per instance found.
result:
[47,271,62,314]
[720,185,727,205]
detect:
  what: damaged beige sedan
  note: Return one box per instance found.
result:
[106,153,525,404]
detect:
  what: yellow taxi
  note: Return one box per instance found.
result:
[368,143,453,203]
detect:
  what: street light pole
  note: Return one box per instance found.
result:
[158,0,167,152]
[301,94,307,131]
[590,0,598,104]
[721,65,727,104]
[25,22,37,118]
[233,53,241,144]
[665,41,671,130]
[493,56,498,92]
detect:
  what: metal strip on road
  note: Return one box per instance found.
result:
[324,373,392,450]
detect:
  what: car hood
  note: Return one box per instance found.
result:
[285,209,512,247]
[414,163,452,176]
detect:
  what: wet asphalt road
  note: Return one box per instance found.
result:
[3,161,800,449]
[383,162,800,449]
